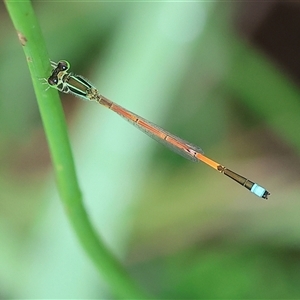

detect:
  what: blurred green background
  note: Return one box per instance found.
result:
[1,1,300,298]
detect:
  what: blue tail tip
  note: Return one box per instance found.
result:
[251,184,270,199]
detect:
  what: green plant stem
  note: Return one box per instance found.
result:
[5,1,147,298]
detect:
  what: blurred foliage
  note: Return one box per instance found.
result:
[1,1,300,298]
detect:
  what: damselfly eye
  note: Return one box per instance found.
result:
[58,60,70,71]
[48,75,58,85]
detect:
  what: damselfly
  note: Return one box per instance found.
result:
[47,60,270,199]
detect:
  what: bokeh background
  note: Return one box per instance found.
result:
[1,1,300,298]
